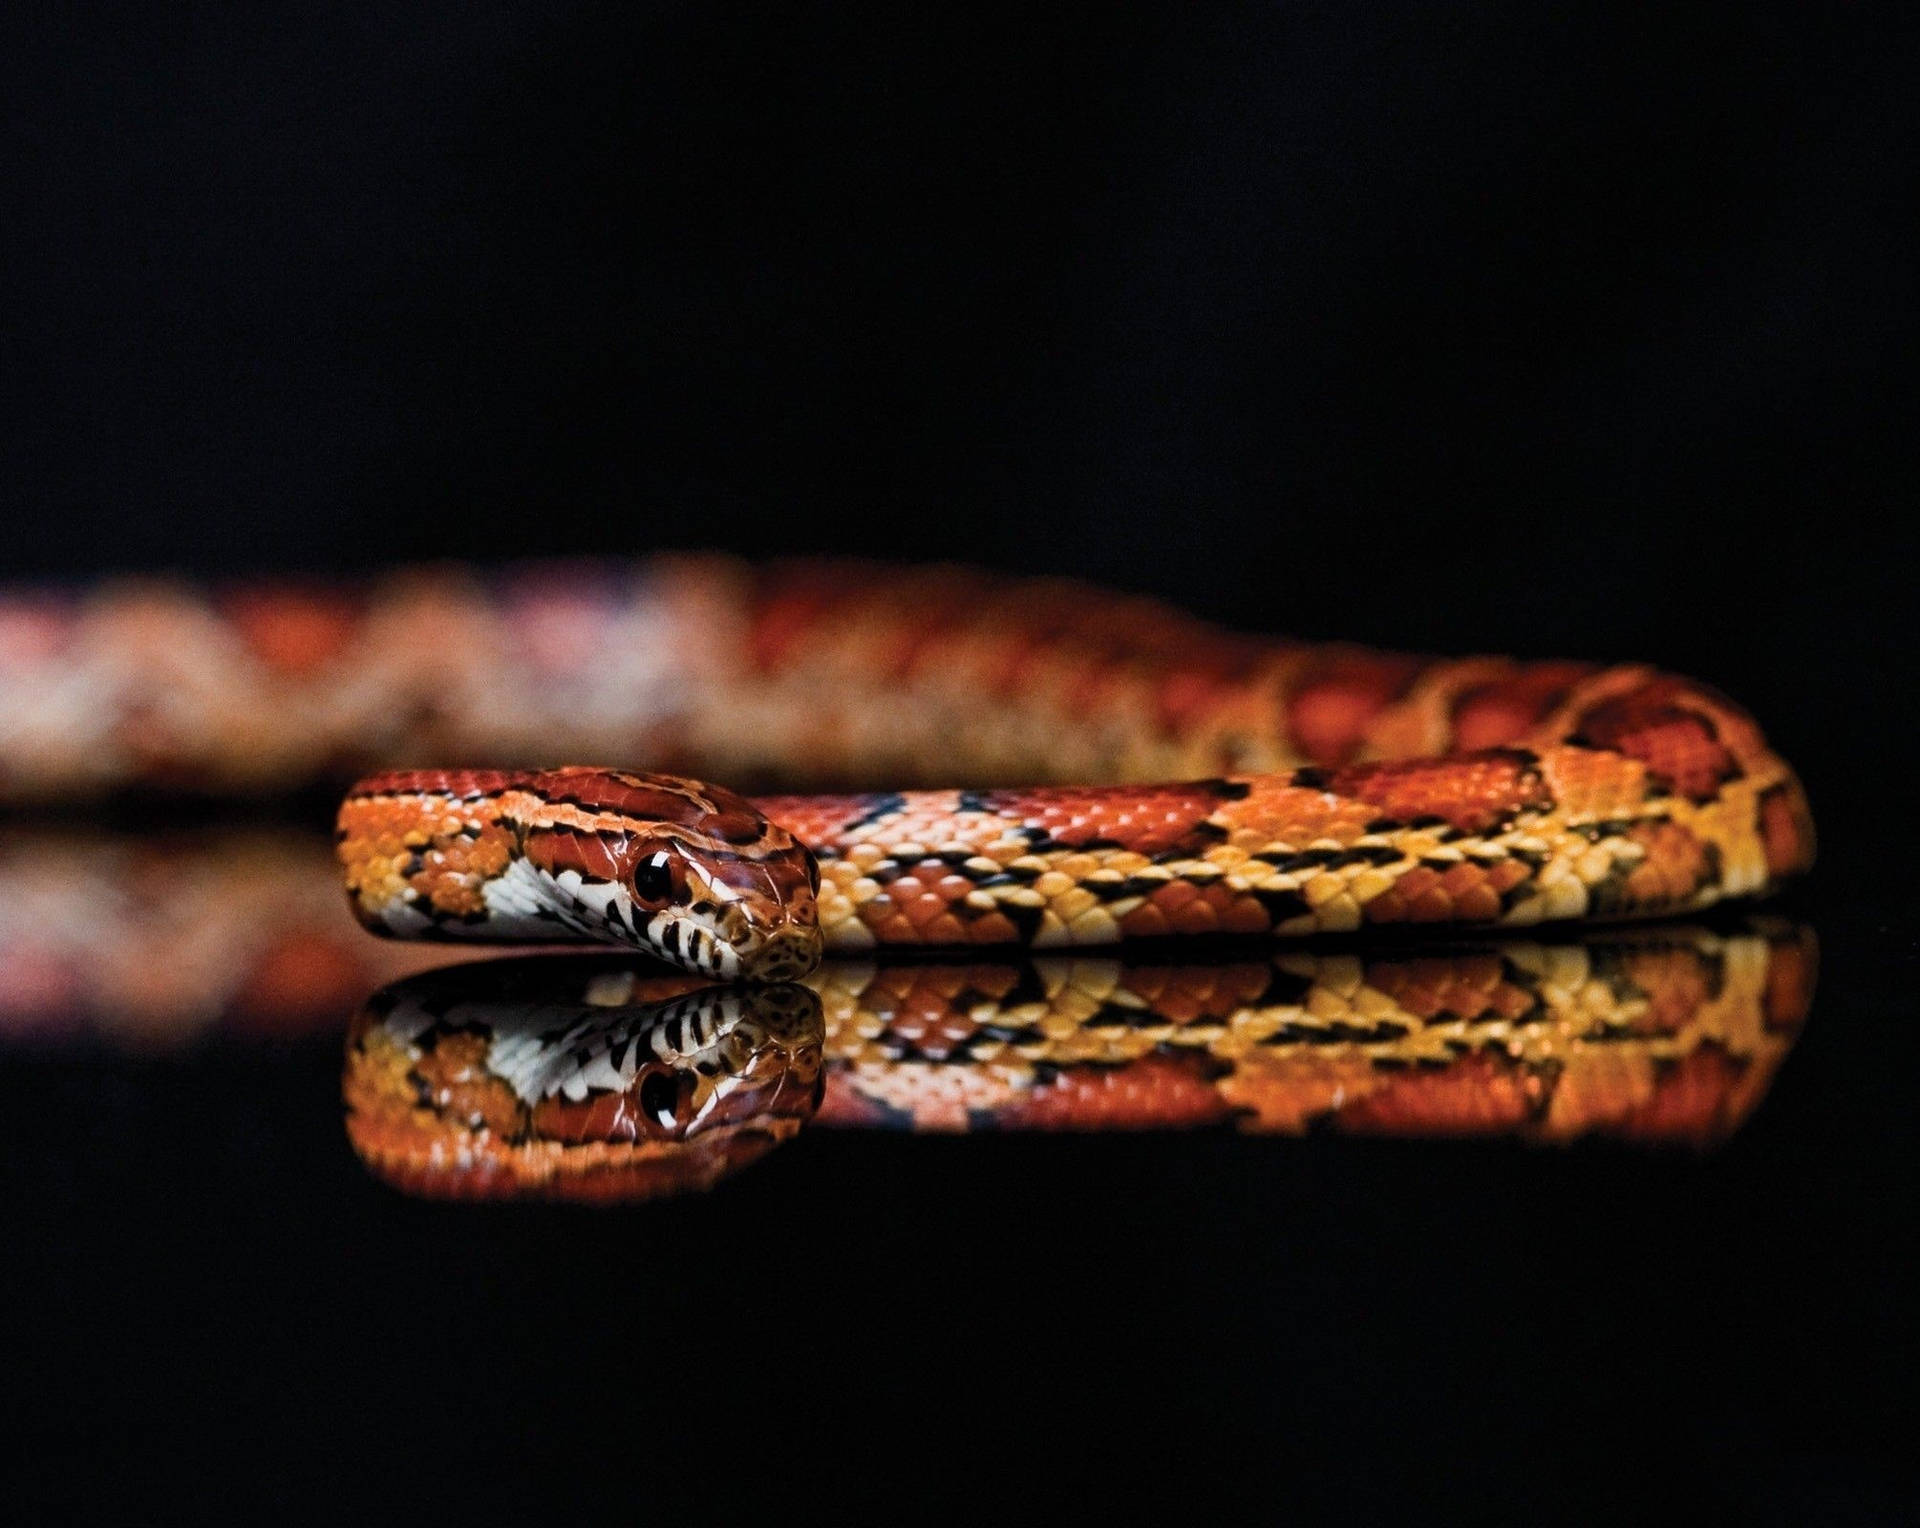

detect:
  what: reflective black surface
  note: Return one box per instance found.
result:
[1,856,1912,1519]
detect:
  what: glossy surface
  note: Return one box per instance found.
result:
[342,925,1811,1202]
[0,824,1910,1522]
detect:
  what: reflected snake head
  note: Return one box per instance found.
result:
[344,959,828,1203]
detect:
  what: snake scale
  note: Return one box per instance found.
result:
[0,557,1812,979]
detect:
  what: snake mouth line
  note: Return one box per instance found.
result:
[635,911,821,983]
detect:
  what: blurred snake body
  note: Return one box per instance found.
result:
[0,558,1814,977]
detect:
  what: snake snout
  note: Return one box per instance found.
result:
[742,926,823,983]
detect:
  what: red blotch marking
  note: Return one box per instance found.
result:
[1569,680,1742,802]
[972,782,1237,857]
[1761,931,1818,1033]
[746,580,845,672]
[225,933,370,1030]
[1758,782,1816,879]
[1611,1045,1747,1147]
[1451,662,1595,750]
[1325,749,1552,835]
[1151,637,1277,736]
[220,587,363,676]
[1286,650,1425,765]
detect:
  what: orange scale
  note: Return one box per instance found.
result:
[1219,896,1273,935]
[906,891,953,925]
[918,912,971,945]
[1286,651,1425,765]
[867,910,920,944]
[1119,904,1174,939]
[1486,859,1531,894]
[1363,890,1411,924]
[1407,887,1458,922]
[964,911,1021,944]
[1388,865,1442,902]
[1151,881,1200,914]
[1624,864,1684,906]
[1169,896,1226,936]
[1118,968,1183,1013]
[1451,883,1503,922]
[1538,747,1651,820]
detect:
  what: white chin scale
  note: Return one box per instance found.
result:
[468,858,751,975]
[637,908,742,978]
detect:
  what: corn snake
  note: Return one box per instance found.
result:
[0,558,1813,979]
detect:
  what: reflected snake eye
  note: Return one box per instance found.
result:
[632,850,676,905]
[639,1069,682,1129]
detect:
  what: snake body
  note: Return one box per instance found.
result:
[0,558,1813,973]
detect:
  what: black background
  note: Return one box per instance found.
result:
[3,3,1916,1522]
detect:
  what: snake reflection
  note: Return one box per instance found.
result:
[344,920,1814,1202]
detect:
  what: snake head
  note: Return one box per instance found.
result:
[520,768,823,981]
[346,959,827,1203]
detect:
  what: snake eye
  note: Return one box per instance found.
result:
[637,1067,698,1128]
[639,1068,691,1131]
[631,850,677,906]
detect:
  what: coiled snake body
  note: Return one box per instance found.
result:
[0,558,1814,976]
